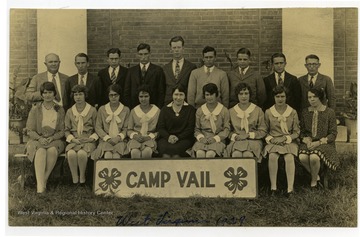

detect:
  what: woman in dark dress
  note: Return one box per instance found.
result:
[157,85,196,158]
[299,88,339,188]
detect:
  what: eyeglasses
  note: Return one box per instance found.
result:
[109,94,120,97]
[305,63,319,67]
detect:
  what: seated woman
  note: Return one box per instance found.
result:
[25,81,65,194]
[226,83,266,162]
[192,83,230,158]
[299,88,339,188]
[64,85,98,185]
[157,84,196,158]
[127,85,160,158]
[263,85,300,197]
[92,84,130,159]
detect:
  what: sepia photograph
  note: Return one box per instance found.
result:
[5,1,359,236]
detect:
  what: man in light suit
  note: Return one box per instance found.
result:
[163,36,197,105]
[124,43,166,109]
[298,54,336,110]
[98,48,128,106]
[26,53,69,108]
[263,53,301,113]
[227,48,266,108]
[187,46,229,108]
[64,53,102,111]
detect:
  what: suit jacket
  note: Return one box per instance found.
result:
[227,67,267,108]
[26,71,69,109]
[64,73,102,111]
[263,71,301,113]
[124,63,166,110]
[298,73,336,110]
[98,65,128,106]
[163,59,197,105]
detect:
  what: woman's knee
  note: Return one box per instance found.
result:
[309,154,320,164]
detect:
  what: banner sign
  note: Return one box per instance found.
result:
[93,158,258,198]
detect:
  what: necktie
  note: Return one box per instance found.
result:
[240,68,244,79]
[111,68,116,84]
[206,67,211,76]
[141,65,147,78]
[174,60,180,80]
[278,73,283,85]
[51,74,61,102]
[309,76,314,88]
[80,75,85,86]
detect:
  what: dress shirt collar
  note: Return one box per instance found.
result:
[239,66,249,75]
[204,66,215,73]
[140,63,150,70]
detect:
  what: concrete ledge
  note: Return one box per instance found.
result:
[336,142,357,154]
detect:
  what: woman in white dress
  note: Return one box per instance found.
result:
[127,85,160,158]
[192,83,230,158]
[92,84,130,159]
[64,85,98,185]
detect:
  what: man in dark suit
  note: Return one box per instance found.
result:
[64,53,102,110]
[98,48,128,106]
[227,48,267,108]
[26,53,69,108]
[124,43,166,109]
[298,54,336,110]
[263,53,301,113]
[163,36,197,105]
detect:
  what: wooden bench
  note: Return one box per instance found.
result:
[14,153,66,189]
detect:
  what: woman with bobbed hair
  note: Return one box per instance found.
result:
[25,81,65,194]
[298,88,339,188]
[157,84,196,158]
[92,84,130,159]
[127,84,160,158]
[263,85,300,197]
[192,83,230,158]
[226,83,266,161]
[64,85,98,185]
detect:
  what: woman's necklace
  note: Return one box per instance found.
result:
[172,105,182,117]
[43,103,54,110]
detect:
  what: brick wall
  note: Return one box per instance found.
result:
[334,8,358,111]
[87,9,282,77]
[9,9,37,88]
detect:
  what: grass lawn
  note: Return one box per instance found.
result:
[8,152,357,228]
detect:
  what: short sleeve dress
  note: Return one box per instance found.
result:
[299,106,339,170]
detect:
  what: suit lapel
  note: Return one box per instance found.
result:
[269,73,277,88]
[242,68,254,80]
[164,61,176,82]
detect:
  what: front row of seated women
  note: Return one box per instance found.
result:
[26,81,339,195]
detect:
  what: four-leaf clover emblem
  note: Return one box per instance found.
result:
[224,167,248,194]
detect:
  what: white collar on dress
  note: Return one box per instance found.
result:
[201,103,223,116]
[167,101,189,107]
[71,103,91,118]
[105,102,124,116]
[134,104,159,118]
[269,105,293,118]
[233,103,256,116]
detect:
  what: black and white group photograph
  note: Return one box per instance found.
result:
[4,1,359,237]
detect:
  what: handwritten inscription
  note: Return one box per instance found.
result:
[116,211,246,226]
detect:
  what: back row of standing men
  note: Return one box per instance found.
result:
[25,36,336,113]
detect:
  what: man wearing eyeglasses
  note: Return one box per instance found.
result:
[298,54,336,109]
